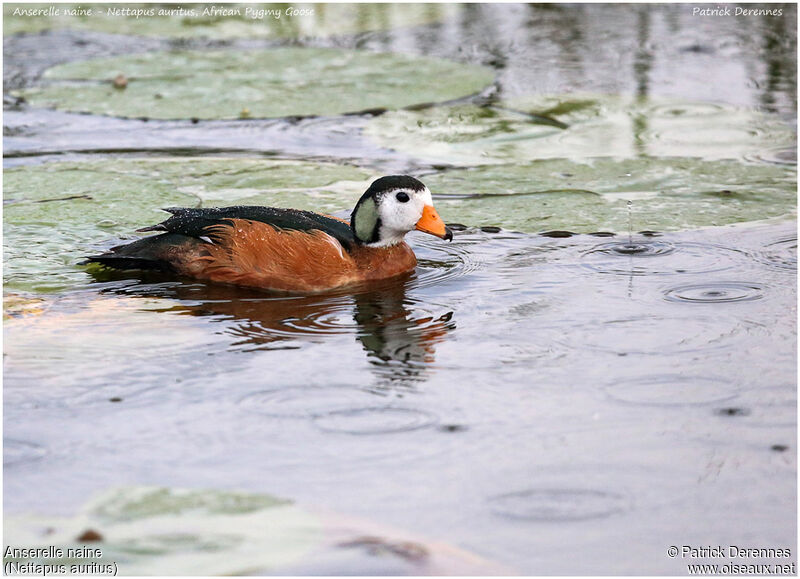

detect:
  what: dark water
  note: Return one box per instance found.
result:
[3,3,797,575]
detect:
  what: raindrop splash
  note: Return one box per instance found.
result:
[663,282,764,304]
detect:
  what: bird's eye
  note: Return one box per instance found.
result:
[395,192,410,203]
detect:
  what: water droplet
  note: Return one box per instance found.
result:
[626,200,633,245]
[439,424,468,432]
[714,407,751,417]
[586,240,676,258]
[613,243,651,255]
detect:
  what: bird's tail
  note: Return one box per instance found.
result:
[81,233,202,272]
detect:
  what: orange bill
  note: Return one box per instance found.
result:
[415,205,453,241]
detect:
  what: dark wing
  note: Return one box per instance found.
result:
[81,233,205,272]
[139,206,355,251]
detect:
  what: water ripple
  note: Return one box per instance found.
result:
[663,282,764,304]
[582,240,748,276]
[752,234,797,272]
[604,375,738,406]
[489,488,630,522]
[238,385,377,419]
[743,147,797,166]
[312,407,439,435]
[239,386,439,435]
[413,234,483,289]
[209,295,359,350]
[588,240,676,257]
[67,385,168,408]
[555,314,757,356]
[278,302,359,336]
[4,439,47,467]
[645,102,729,117]
[638,101,795,161]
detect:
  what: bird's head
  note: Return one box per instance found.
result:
[350,175,453,247]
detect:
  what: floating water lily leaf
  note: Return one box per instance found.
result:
[3,487,319,575]
[366,95,797,165]
[4,3,459,39]
[425,158,796,232]
[16,48,494,120]
[90,486,292,521]
[4,164,196,293]
[4,486,510,575]
[4,158,371,292]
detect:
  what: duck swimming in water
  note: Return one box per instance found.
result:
[84,175,453,293]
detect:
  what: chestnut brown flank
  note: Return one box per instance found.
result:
[181,219,417,292]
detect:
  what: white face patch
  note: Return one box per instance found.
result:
[366,186,433,247]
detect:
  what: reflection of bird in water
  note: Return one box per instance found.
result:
[83,176,452,293]
[90,271,454,387]
[352,283,455,388]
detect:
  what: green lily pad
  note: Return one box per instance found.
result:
[3,487,320,575]
[91,486,292,522]
[365,95,797,165]
[3,158,372,293]
[15,48,494,120]
[4,486,512,575]
[424,158,797,232]
[4,3,459,39]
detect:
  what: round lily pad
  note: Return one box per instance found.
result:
[4,485,509,575]
[365,95,797,166]
[4,158,372,293]
[15,48,494,120]
[424,158,796,232]
[3,487,319,575]
[4,3,459,39]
